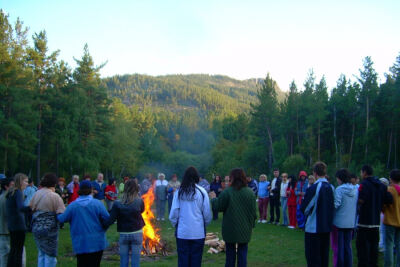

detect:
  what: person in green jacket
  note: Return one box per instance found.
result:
[209,168,257,267]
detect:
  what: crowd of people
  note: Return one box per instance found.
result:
[0,162,399,267]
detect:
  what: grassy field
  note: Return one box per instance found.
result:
[25,214,383,266]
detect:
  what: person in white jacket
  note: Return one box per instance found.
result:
[169,166,212,267]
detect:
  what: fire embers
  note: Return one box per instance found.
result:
[205,232,226,254]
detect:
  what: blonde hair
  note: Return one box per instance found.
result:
[9,173,28,197]
[259,174,267,180]
[282,173,288,178]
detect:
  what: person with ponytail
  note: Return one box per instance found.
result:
[104,179,145,267]
[169,166,212,267]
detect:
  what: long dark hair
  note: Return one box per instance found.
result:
[288,175,297,189]
[178,166,200,200]
[230,168,247,190]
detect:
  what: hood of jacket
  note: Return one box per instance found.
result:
[74,195,93,207]
[339,183,358,197]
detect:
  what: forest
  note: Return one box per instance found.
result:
[1,10,400,183]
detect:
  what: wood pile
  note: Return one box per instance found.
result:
[205,232,225,254]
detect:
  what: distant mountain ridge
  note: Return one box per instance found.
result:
[103,74,285,113]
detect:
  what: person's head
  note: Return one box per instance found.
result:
[123,176,130,183]
[58,177,65,187]
[282,173,288,182]
[1,178,13,192]
[214,175,221,183]
[28,178,34,186]
[335,169,350,185]
[299,171,308,180]
[12,173,29,194]
[40,173,58,188]
[224,176,230,183]
[97,173,104,182]
[361,165,373,179]
[259,174,267,182]
[78,180,92,195]
[179,166,200,200]
[108,178,116,186]
[171,174,178,182]
[379,177,389,186]
[230,168,247,190]
[158,173,165,181]
[350,173,358,185]
[289,176,297,188]
[308,175,316,185]
[121,179,140,204]
[390,169,400,184]
[273,168,280,178]
[83,174,91,181]
[72,175,79,183]
[313,162,327,178]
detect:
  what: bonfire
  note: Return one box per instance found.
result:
[141,186,167,255]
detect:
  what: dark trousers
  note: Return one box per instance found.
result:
[331,226,353,267]
[213,209,218,220]
[76,250,103,267]
[176,238,205,267]
[7,231,25,267]
[269,197,280,223]
[356,227,379,267]
[258,197,269,220]
[305,232,330,267]
[225,243,248,267]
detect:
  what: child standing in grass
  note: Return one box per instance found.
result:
[257,174,270,223]
[286,176,297,229]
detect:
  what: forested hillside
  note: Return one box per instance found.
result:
[1,10,400,183]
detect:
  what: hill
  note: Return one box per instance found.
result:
[103,74,285,113]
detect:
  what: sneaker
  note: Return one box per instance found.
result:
[288,226,295,229]
[261,220,267,224]
[161,218,165,221]
[257,219,262,223]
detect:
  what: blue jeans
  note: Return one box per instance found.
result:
[0,235,9,267]
[176,238,205,267]
[384,224,400,267]
[38,249,57,267]
[225,243,248,267]
[119,232,143,267]
[280,196,288,225]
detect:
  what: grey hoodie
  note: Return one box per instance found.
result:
[333,183,358,228]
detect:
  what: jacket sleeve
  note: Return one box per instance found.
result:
[169,191,180,227]
[140,199,145,213]
[334,186,342,209]
[57,205,72,223]
[211,189,229,213]
[202,191,212,226]
[103,202,118,229]
[383,185,393,205]
[300,185,316,215]
[98,201,110,227]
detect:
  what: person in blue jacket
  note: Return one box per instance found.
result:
[57,180,109,267]
[92,173,106,201]
[301,162,334,267]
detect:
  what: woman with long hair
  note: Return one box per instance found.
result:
[57,180,109,267]
[210,175,222,220]
[169,166,212,267]
[30,173,65,267]
[209,168,257,267]
[5,173,29,267]
[104,179,145,267]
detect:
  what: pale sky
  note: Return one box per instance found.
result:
[3,0,400,90]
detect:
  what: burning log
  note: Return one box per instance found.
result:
[205,232,226,254]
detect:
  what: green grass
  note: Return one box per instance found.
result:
[25,215,384,266]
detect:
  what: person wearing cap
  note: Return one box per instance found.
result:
[57,180,110,267]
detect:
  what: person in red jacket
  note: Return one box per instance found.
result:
[67,175,80,204]
[105,178,118,211]
[287,176,297,229]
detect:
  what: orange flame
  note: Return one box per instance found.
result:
[141,186,161,252]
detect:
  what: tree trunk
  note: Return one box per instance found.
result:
[349,115,355,167]
[395,132,398,169]
[333,105,338,168]
[290,134,293,155]
[56,141,59,177]
[266,125,274,170]
[318,120,321,161]
[387,128,393,169]
[36,104,42,185]
[365,96,369,161]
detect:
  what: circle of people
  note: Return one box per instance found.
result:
[0,162,399,267]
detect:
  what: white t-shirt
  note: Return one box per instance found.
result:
[270,178,277,196]
[280,181,289,197]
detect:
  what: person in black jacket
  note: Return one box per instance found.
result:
[268,168,282,224]
[356,165,393,267]
[5,173,29,267]
[104,179,145,267]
